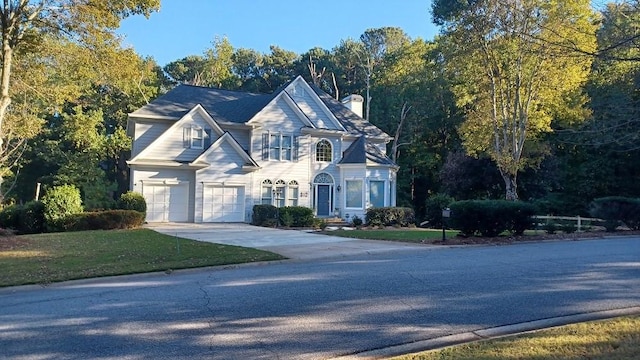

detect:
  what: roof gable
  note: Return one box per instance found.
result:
[282,77,346,131]
[191,132,259,170]
[130,105,224,162]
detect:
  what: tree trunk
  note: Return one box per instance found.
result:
[0,35,15,201]
[502,172,518,201]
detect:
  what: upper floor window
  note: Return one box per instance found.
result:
[263,133,296,161]
[316,139,332,162]
[183,126,206,149]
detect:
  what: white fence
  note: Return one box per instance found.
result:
[532,215,602,232]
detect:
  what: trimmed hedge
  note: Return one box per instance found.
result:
[252,204,278,226]
[58,210,145,231]
[278,206,314,227]
[449,200,536,237]
[424,193,455,228]
[0,201,45,234]
[589,196,640,232]
[117,191,147,213]
[41,185,83,231]
[365,207,415,227]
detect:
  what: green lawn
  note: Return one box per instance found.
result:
[0,229,284,287]
[326,228,458,243]
[392,315,640,360]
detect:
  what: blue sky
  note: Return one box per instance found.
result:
[117,0,439,67]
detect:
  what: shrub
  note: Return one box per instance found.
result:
[41,185,83,231]
[0,204,20,231]
[424,193,455,228]
[589,197,640,231]
[365,207,415,227]
[18,201,46,234]
[559,221,577,234]
[543,221,557,235]
[58,210,145,231]
[252,204,278,226]
[117,191,147,213]
[449,200,536,237]
[351,215,363,227]
[278,206,314,227]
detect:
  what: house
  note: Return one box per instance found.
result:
[127,76,398,223]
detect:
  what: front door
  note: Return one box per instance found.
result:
[317,185,331,216]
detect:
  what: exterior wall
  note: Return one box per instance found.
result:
[225,128,250,150]
[130,167,196,222]
[143,111,214,162]
[132,119,172,158]
[194,140,252,222]
[339,165,367,221]
[310,136,342,216]
[290,85,340,130]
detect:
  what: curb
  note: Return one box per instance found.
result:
[331,306,640,360]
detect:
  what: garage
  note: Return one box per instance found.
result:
[142,182,189,222]
[202,185,245,222]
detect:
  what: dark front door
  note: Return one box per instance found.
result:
[317,185,331,216]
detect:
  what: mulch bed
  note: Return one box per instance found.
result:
[433,230,640,246]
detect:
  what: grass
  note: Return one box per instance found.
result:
[326,228,458,243]
[392,316,640,360]
[0,229,284,287]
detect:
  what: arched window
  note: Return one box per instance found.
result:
[274,180,286,207]
[316,139,332,162]
[313,173,334,184]
[261,179,273,204]
[288,180,299,206]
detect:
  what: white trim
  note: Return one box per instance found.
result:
[191,132,259,168]
[247,90,315,128]
[130,104,224,162]
[285,76,346,131]
[315,138,333,163]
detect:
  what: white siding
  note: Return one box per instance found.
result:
[195,140,250,222]
[339,165,367,220]
[292,93,340,130]
[226,128,250,150]
[144,112,216,162]
[132,120,171,158]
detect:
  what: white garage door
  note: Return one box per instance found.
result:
[142,183,189,222]
[202,185,245,222]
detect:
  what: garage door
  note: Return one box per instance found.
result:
[202,185,245,222]
[142,183,189,222]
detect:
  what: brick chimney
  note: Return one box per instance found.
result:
[341,94,364,118]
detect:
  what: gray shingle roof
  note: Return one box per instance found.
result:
[339,136,397,167]
[130,84,276,123]
[308,84,389,139]
[131,79,390,141]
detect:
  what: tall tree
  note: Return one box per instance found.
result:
[432,0,597,200]
[358,27,409,121]
[0,0,159,201]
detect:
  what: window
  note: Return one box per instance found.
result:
[191,127,204,149]
[263,133,294,161]
[288,180,299,206]
[261,179,273,205]
[346,180,363,208]
[370,180,385,208]
[316,139,332,162]
[274,180,286,208]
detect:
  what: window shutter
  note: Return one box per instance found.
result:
[204,129,212,148]
[293,136,299,162]
[262,133,269,160]
[183,127,192,148]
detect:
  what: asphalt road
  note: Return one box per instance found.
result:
[1,237,639,359]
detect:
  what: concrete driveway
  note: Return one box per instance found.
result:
[146,223,430,260]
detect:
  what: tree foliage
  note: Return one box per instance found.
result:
[433,0,597,200]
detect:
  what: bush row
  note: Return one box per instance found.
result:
[448,200,536,237]
[0,188,146,234]
[365,207,415,227]
[251,204,315,227]
[589,196,640,232]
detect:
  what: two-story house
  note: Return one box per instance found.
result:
[127,76,398,223]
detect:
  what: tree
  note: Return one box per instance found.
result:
[0,0,160,201]
[358,27,409,121]
[433,0,597,200]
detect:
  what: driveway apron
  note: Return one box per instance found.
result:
[145,223,428,260]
